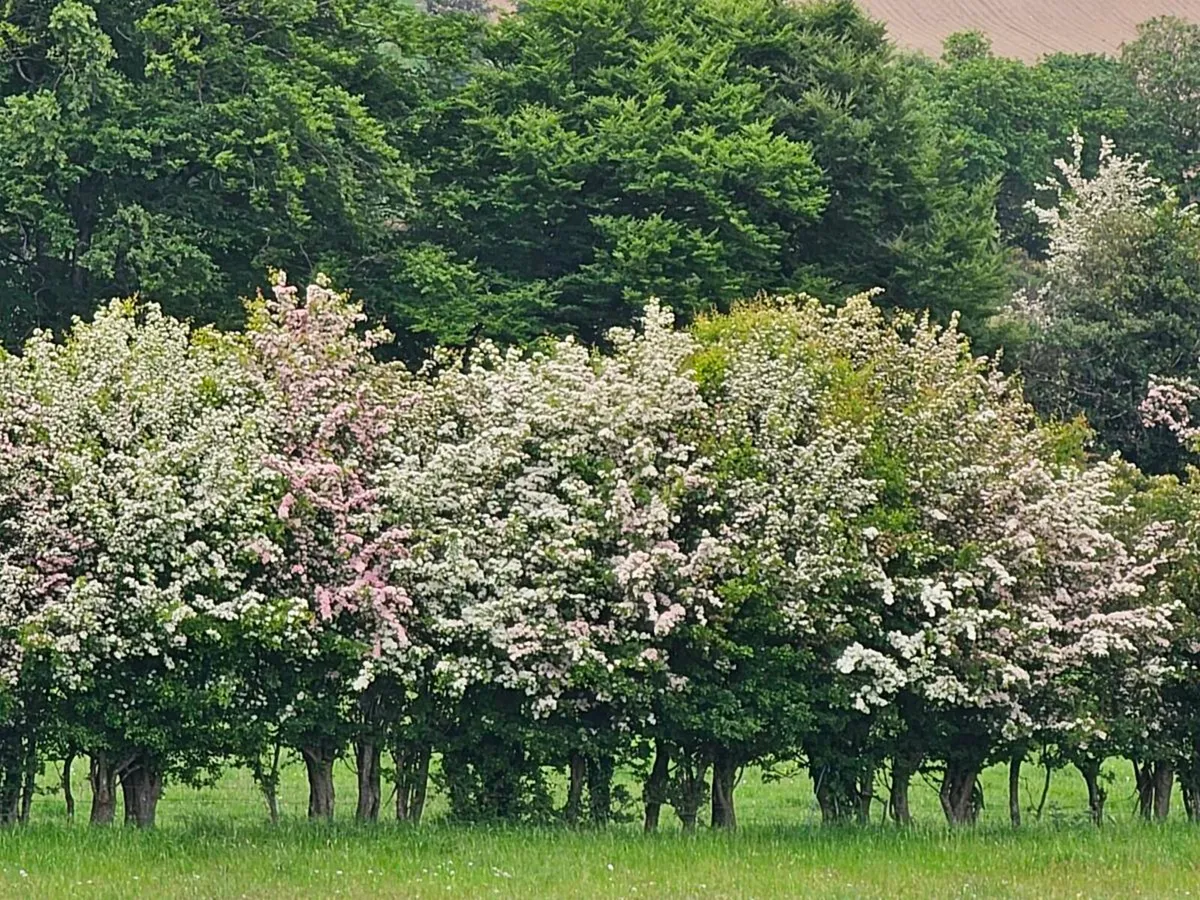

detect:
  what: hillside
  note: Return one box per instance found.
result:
[856,0,1200,60]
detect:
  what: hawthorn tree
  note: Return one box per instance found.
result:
[233,275,418,823]
[1010,137,1200,476]
[1,300,273,827]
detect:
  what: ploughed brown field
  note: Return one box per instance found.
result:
[491,1,1200,62]
[855,0,1200,60]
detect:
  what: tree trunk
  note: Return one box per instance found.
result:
[119,759,163,828]
[62,754,75,822]
[88,754,118,825]
[587,755,614,826]
[643,741,670,833]
[0,742,19,826]
[1183,778,1200,823]
[940,762,981,826]
[565,753,586,824]
[890,758,916,826]
[257,741,282,825]
[394,742,431,824]
[355,738,382,823]
[1009,753,1022,828]
[14,732,36,824]
[1153,760,1174,822]
[1075,760,1106,826]
[672,753,709,833]
[1036,760,1052,821]
[856,765,875,825]
[1134,760,1155,820]
[710,750,737,829]
[301,745,337,821]
[409,745,430,825]
[813,764,867,825]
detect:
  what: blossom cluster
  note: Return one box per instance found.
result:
[0,280,1178,826]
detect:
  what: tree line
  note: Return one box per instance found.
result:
[6,0,1200,830]
[8,0,1200,466]
[2,0,1191,352]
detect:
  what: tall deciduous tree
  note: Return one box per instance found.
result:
[394,0,1007,346]
[0,0,417,348]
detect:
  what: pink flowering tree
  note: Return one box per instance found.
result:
[236,275,418,822]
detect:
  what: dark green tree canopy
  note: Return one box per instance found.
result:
[392,0,1008,346]
[0,0,427,347]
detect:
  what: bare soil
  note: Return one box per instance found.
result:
[857,0,1200,61]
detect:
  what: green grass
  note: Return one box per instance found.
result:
[2,758,1199,898]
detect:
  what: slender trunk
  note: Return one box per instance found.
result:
[1009,753,1022,828]
[15,733,36,824]
[565,753,586,824]
[355,738,382,823]
[394,742,431,824]
[409,745,430,825]
[88,754,118,825]
[856,765,875,826]
[643,741,670,834]
[1036,760,1052,821]
[889,757,917,826]
[587,755,614,826]
[260,741,282,825]
[0,738,19,826]
[1153,761,1174,822]
[940,762,981,826]
[1134,760,1155,820]
[1181,748,1200,823]
[62,754,75,822]
[1183,779,1200,823]
[301,745,337,821]
[119,759,163,828]
[1075,760,1106,826]
[710,750,737,829]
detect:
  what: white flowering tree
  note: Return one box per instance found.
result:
[807,293,1171,826]
[4,301,273,827]
[0,346,69,824]
[378,300,720,823]
[1015,134,1200,478]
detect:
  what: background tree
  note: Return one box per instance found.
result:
[394,0,1008,348]
[1010,137,1200,476]
[0,0,419,348]
[1121,17,1200,201]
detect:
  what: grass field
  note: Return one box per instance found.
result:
[2,758,1200,897]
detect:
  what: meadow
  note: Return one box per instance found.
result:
[2,760,1199,899]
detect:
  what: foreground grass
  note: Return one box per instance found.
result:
[4,821,1200,899]
[2,761,1200,898]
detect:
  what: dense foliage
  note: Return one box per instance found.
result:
[0,278,1185,830]
[8,0,1200,836]
[2,0,1014,354]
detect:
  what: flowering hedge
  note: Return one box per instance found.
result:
[0,279,1186,828]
